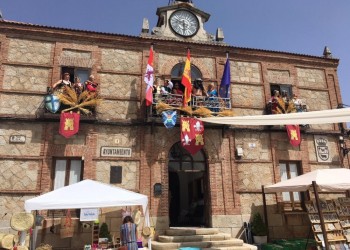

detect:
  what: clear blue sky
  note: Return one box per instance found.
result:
[1,0,350,109]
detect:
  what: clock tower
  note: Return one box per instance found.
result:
[141,0,224,43]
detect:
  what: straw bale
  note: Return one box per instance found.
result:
[0,234,14,249]
[10,213,34,231]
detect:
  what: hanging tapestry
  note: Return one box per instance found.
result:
[286,124,301,147]
[180,117,205,155]
[59,112,80,138]
[162,110,177,129]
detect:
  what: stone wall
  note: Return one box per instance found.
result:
[0,160,39,190]
[231,61,261,83]
[158,53,216,79]
[101,48,141,72]
[235,132,271,161]
[96,161,140,190]
[267,69,292,84]
[2,65,51,92]
[231,84,265,108]
[8,38,53,64]
[96,126,138,156]
[0,93,44,115]
[0,122,43,156]
[297,68,327,88]
[99,74,140,98]
[96,100,140,120]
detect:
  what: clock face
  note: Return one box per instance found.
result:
[169,10,199,37]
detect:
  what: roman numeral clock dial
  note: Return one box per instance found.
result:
[170,10,199,37]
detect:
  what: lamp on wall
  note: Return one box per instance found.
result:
[339,136,350,156]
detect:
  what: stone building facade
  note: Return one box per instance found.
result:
[0,1,350,248]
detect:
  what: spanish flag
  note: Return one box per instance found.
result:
[181,49,192,106]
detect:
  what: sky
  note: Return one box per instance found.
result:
[1,0,350,110]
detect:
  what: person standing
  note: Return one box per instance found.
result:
[160,79,173,94]
[85,74,99,92]
[120,216,138,250]
[52,72,72,93]
[73,76,84,95]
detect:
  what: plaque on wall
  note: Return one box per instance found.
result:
[110,166,122,184]
[314,135,331,162]
[9,135,26,143]
[100,147,132,157]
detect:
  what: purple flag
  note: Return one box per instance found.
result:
[219,58,231,98]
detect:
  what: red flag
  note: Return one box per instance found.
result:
[59,112,80,138]
[144,46,154,106]
[286,125,301,147]
[180,117,205,155]
[181,49,192,106]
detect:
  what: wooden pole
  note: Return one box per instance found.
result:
[312,181,329,250]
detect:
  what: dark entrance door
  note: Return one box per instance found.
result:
[168,142,208,227]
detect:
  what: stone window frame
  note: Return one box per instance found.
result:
[48,157,84,218]
[278,161,305,212]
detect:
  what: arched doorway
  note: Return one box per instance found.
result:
[168,142,208,227]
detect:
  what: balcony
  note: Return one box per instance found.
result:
[148,93,231,118]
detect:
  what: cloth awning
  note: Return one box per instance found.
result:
[264,168,350,193]
[199,108,350,126]
[25,179,148,214]
[24,180,152,250]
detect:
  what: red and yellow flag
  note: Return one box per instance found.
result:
[286,125,301,147]
[181,49,192,106]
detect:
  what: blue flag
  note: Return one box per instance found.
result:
[219,58,231,98]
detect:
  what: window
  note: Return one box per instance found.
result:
[61,67,90,84]
[53,158,83,190]
[279,162,300,202]
[50,158,83,217]
[270,84,292,99]
[279,161,303,211]
[170,63,202,81]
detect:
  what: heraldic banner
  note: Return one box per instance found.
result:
[286,124,301,147]
[180,117,205,155]
[59,112,80,138]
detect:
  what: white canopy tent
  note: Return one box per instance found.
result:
[264,168,350,250]
[24,179,151,249]
[199,107,350,126]
[264,168,350,193]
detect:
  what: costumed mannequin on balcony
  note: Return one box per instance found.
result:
[52,72,72,94]
[270,90,282,114]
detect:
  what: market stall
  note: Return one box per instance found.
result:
[23,179,151,250]
[264,168,350,250]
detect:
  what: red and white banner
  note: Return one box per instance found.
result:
[180,117,205,155]
[144,46,154,106]
[59,112,80,138]
[286,124,301,147]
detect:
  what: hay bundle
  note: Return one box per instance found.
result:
[10,213,34,231]
[36,244,52,250]
[179,106,193,116]
[155,101,172,114]
[0,234,14,249]
[217,110,235,117]
[58,89,102,115]
[192,107,212,117]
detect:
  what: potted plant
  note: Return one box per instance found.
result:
[99,222,112,245]
[251,212,268,244]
